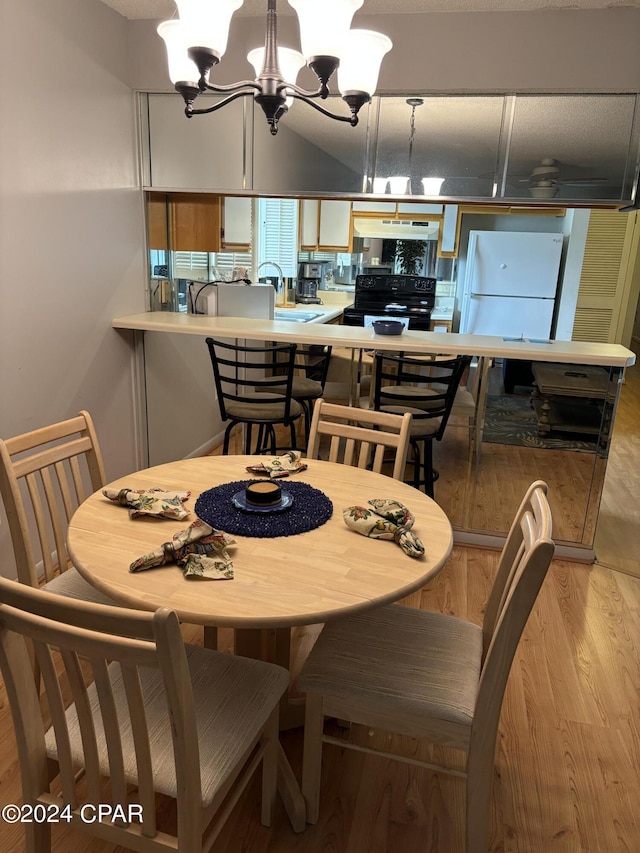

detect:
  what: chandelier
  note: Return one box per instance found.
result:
[158,0,393,136]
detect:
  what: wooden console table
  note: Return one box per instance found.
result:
[530,362,611,439]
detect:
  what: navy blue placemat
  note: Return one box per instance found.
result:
[195,479,333,538]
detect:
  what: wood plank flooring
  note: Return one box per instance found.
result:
[1,357,639,851]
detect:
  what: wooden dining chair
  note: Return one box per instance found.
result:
[306,398,412,481]
[0,576,292,853]
[298,480,555,853]
[0,411,118,605]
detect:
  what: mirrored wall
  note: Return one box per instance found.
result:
[142,92,640,205]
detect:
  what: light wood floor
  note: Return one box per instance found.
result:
[1,363,639,852]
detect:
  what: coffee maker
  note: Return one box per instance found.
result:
[296,262,324,304]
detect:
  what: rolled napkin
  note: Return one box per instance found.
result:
[245,450,308,479]
[103,486,191,520]
[130,519,235,579]
[342,499,425,558]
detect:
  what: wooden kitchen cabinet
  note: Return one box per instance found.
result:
[146,193,222,252]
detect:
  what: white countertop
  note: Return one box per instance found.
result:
[112,312,635,367]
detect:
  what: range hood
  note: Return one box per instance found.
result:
[353,217,440,239]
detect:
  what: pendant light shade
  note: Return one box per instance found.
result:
[157,21,200,86]
[337,30,393,97]
[372,177,389,193]
[422,177,445,195]
[388,176,410,194]
[248,46,306,107]
[175,0,244,59]
[287,0,363,59]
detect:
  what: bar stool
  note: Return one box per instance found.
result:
[205,337,302,454]
[373,352,472,496]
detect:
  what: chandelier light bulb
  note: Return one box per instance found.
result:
[175,0,243,60]
[247,46,306,109]
[287,0,363,60]
[157,21,200,86]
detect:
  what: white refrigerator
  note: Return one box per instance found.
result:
[460,231,563,340]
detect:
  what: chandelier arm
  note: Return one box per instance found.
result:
[288,92,359,126]
[186,90,254,117]
[199,79,262,95]
[284,82,328,101]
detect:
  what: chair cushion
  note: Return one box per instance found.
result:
[44,568,121,607]
[291,377,323,399]
[226,393,302,422]
[298,603,482,748]
[379,405,442,438]
[45,645,289,808]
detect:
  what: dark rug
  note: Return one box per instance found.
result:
[483,395,599,451]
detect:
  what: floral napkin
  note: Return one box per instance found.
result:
[342,499,425,558]
[130,519,235,579]
[103,487,191,520]
[245,450,308,479]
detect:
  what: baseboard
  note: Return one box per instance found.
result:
[454,530,594,563]
[185,430,226,459]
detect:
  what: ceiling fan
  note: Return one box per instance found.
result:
[512,158,608,198]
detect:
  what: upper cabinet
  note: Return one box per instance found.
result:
[222,197,252,249]
[300,200,352,250]
[147,193,221,252]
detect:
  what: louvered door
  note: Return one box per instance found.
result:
[572,209,637,343]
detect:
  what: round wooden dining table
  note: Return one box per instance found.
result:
[67,455,454,638]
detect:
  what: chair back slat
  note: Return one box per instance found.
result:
[25,471,57,580]
[0,412,106,588]
[90,658,128,809]
[307,400,412,481]
[120,663,157,836]
[61,647,103,804]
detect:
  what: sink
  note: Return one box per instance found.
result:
[274,309,323,323]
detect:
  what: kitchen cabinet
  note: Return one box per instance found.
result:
[146,193,222,252]
[300,199,320,250]
[319,200,352,249]
[300,199,352,250]
[439,204,460,257]
[222,197,252,249]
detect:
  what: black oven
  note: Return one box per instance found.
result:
[342,274,436,331]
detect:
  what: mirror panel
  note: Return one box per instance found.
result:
[147,94,245,189]
[251,96,369,194]
[504,94,639,202]
[373,96,506,199]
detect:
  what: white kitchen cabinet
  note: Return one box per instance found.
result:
[300,199,352,250]
[222,197,252,248]
[397,203,444,215]
[318,200,352,250]
[300,199,320,250]
[352,201,397,214]
[439,204,460,256]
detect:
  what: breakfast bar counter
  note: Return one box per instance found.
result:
[113,311,635,560]
[113,311,635,367]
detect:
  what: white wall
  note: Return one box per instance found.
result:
[0,0,146,575]
[127,8,640,94]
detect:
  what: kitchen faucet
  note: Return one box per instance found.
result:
[257,261,285,304]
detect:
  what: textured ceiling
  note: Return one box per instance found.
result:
[99,0,640,21]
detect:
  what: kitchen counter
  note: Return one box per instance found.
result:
[273,303,344,324]
[113,311,635,367]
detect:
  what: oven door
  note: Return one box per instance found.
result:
[343,307,431,331]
